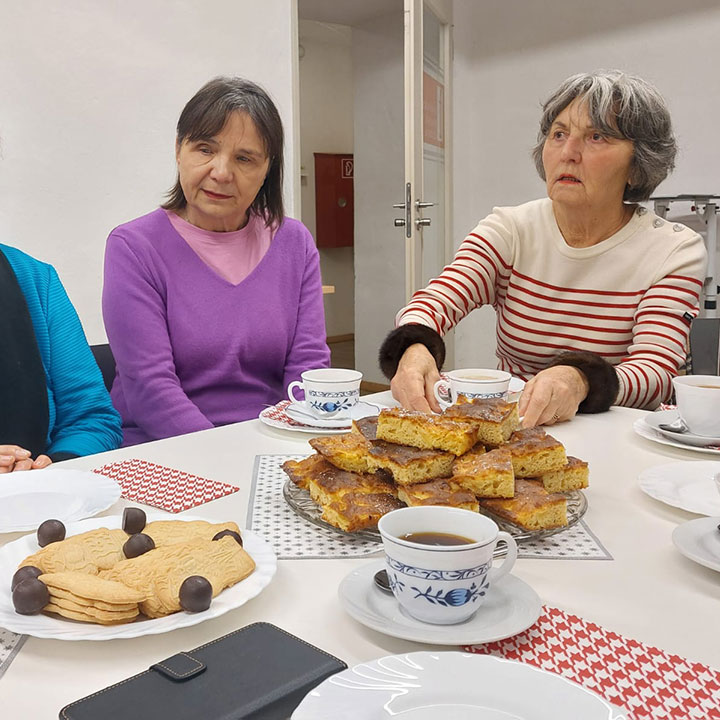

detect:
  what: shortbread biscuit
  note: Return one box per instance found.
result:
[45,595,140,622]
[143,520,242,547]
[40,571,147,604]
[46,585,137,612]
[45,601,139,625]
[20,529,128,575]
[101,536,255,618]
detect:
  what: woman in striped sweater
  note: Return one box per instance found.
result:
[380,71,707,426]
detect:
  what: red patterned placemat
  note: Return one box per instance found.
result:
[464,606,720,720]
[93,459,238,513]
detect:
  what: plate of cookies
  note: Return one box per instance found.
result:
[0,511,276,640]
[282,398,589,543]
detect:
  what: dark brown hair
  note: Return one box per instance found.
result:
[163,76,284,226]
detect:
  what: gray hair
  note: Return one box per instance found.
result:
[532,70,676,203]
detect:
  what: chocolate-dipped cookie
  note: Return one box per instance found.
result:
[37,519,66,548]
[179,575,212,612]
[122,507,147,535]
[212,529,243,547]
[11,565,42,592]
[13,577,50,615]
[122,533,155,559]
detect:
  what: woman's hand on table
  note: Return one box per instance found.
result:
[0,446,52,473]
[390,343,443,413]
[519,365,589,428]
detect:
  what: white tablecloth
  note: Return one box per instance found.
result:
[1,397,718,716]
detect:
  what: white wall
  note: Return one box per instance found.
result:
[353,9,406,384]
[298,20,355,337]
[452,0,720,368]
[0,0,297,342]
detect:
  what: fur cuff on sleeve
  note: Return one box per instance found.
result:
[379,324,446,380]
[546,351,619,413]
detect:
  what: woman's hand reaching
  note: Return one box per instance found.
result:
[518,365,589,427]
[390,343,443,413]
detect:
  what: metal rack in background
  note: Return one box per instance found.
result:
[651,194,718,317]
[651,194,720,374]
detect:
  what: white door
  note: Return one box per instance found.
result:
[398,0,453,302]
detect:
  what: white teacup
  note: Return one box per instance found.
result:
[672,375,720,437]
[378,506,517,625]
[287,368,362,419]
[434,368,512,409]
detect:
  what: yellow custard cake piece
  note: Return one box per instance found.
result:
[350,416,455,485]
[479,478,567,531]
[321,492,405,533]
[451,447,515,498]
[535,456,589,492]
[282,453,329,490]
[376,407,478,456]
[397,478,479,512]
[503,427,567,477]
[443,397,520,446]
[309,432,373,474]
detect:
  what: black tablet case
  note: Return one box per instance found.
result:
[59,622,347,720]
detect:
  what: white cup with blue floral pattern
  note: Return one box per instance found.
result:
[433,369,512,409]
[287,368,362,420]
[378,506,517,625]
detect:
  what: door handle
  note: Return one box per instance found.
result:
[415,200,435,209]
[392,183,412,238]
[415,217,431,228]
[394,218,406,227]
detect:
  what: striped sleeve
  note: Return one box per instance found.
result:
[615,238,707,409]
[396,209,514,333]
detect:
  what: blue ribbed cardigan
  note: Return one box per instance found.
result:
[1,244,122,457]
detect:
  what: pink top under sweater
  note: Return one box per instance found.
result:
[165,209,274,285]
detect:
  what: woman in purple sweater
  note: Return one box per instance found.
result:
[103,77,330,445]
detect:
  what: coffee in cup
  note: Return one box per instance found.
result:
[434,368,512,409]
[672,375,720,437]
[378,506,517,625]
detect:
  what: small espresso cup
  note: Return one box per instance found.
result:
[433,368,512,408]
[672,375,720,437]
[378,506,517,625]
[287,368,362,419]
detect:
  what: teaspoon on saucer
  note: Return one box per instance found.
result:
[373,569,392,594]
[658,417,689,434]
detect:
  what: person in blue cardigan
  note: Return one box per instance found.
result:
[0,244,122,472]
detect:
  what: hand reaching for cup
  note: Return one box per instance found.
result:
[0,446,52,473]
[390,343,442,414]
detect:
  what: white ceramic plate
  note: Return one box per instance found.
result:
[292,651,627,719]
[638,461,720,515]
[0,469,121,533]
[644,410,720,448]
[633,416,720,456]
[338,560,541,646]
[672,516,720,572]
[0,513,276,640]
[285,400,382,429]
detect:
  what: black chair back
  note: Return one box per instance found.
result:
[689,318,720,375]
[90,343,117,392]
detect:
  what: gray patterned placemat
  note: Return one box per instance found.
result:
[0,629,26,680]
[249,455,612,561]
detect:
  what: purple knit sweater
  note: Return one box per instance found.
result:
[102,208,330,445]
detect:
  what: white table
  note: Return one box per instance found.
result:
[2,398,718,716]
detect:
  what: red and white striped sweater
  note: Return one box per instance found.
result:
[397,199,707,409]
